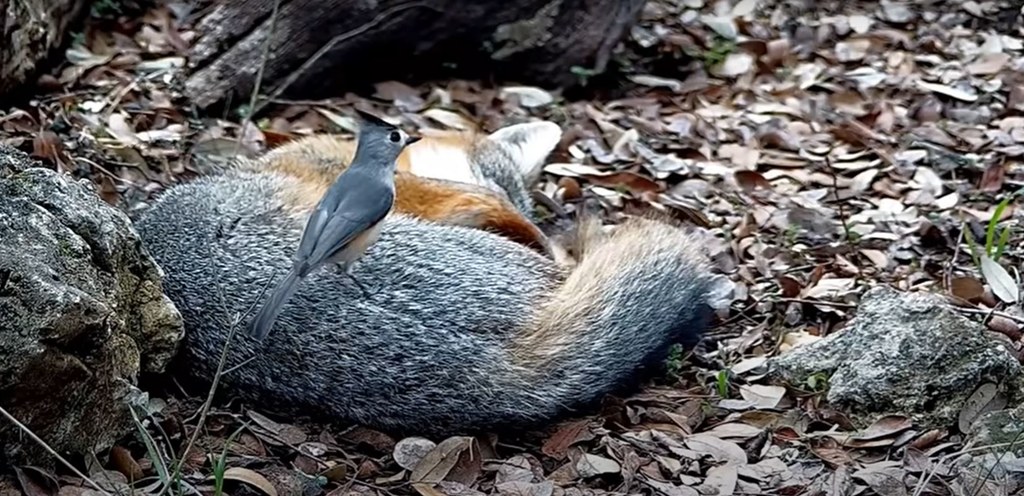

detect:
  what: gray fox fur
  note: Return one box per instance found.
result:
[135,121,715,436]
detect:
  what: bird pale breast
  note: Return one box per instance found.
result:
[328,219,385,265]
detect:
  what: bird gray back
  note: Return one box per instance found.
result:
[293,111,415,272]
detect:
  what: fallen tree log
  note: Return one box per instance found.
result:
[185,0,646,109]
[0,0,89,96]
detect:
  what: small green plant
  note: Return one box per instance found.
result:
[235,104,254,121]
[701,37,736,69]
[964,187,1022,266]
[715,369,730,399]
[665,343,686,379]
[782,223,799,246]
[211,426,246,496]
[570,65,600,87]
[804,372,829,393]
[90,0,123,17]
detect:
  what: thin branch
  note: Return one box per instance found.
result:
[234,0,283,157]
[159,277,274,496]
[955,306,1024,326]
[250,0,435,116]
[779,297,856,309]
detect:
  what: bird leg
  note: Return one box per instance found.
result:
[338,262,370,298]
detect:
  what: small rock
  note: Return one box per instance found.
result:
[393,437,436,471]
[769,286,1024,428]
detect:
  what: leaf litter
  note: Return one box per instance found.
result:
[2,0,1024,494]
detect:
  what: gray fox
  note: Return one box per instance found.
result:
[134,118,716,435]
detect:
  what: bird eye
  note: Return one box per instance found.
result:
[389,131,401,143]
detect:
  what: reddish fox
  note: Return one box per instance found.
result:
[136,117,715,436]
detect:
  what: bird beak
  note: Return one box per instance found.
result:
[406,136,422,146]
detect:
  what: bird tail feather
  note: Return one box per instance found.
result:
[248,267,303,341]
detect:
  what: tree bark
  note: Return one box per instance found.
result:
[184,0,646,110]
[0,0,88,96]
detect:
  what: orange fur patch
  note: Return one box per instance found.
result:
[260,132,550,254]
[394,176,551,256]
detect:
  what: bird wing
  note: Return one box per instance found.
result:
[295,198,334,267]
[301,176,394,269]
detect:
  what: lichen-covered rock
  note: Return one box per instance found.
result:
[0,146,183,465]
[769,285,1024,428]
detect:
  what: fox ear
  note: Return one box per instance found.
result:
[487,121,562,184]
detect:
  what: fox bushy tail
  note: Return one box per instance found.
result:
[496,216,714,423]
[135,171,715,436]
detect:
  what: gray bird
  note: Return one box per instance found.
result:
[247,110,420,341]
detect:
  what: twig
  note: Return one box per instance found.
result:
[159,276,276,496]
[955,306,1024,326]
[0,405,114,496]
[249,0,435,116]
[912,440,1023,496]
[823,152,855,256]
[233,0,283,158]
[970,428,1024,496]
[221,356,257,376]
[945,227,965,291]
[779,297,856,309]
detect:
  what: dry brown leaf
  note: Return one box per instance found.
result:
[950,276,985,303]
[575,454,620,478]
[703,464,738,494]
[711,52,754,78]
[222,467,278,496]
[707,422,764,440]
[958,383,1007,433]
[342,426,396,452]
[916,80,978,102]
[541,420,592,460]
[13,467,57,496]
[777,275,802,298]
[851,463,908,496]
[967,52,1010,75]
[588,171,661,195]
[499,86,554,108]
[734,170,773,192]
[375,81,426,111]
[410,436,476,484]
[494,480,554,496]
[987,315,1021,341]
[738,384,786,408]
[852,415,912,442]
[108,446,143,482]
[421,109,476,131]
[247,411,308,446]
[640,476,700,496]
[978,162,1006,192]
[683,434,747,465]
[809,444,855,468]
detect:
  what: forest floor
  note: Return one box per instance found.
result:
[3,0,1024,495]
